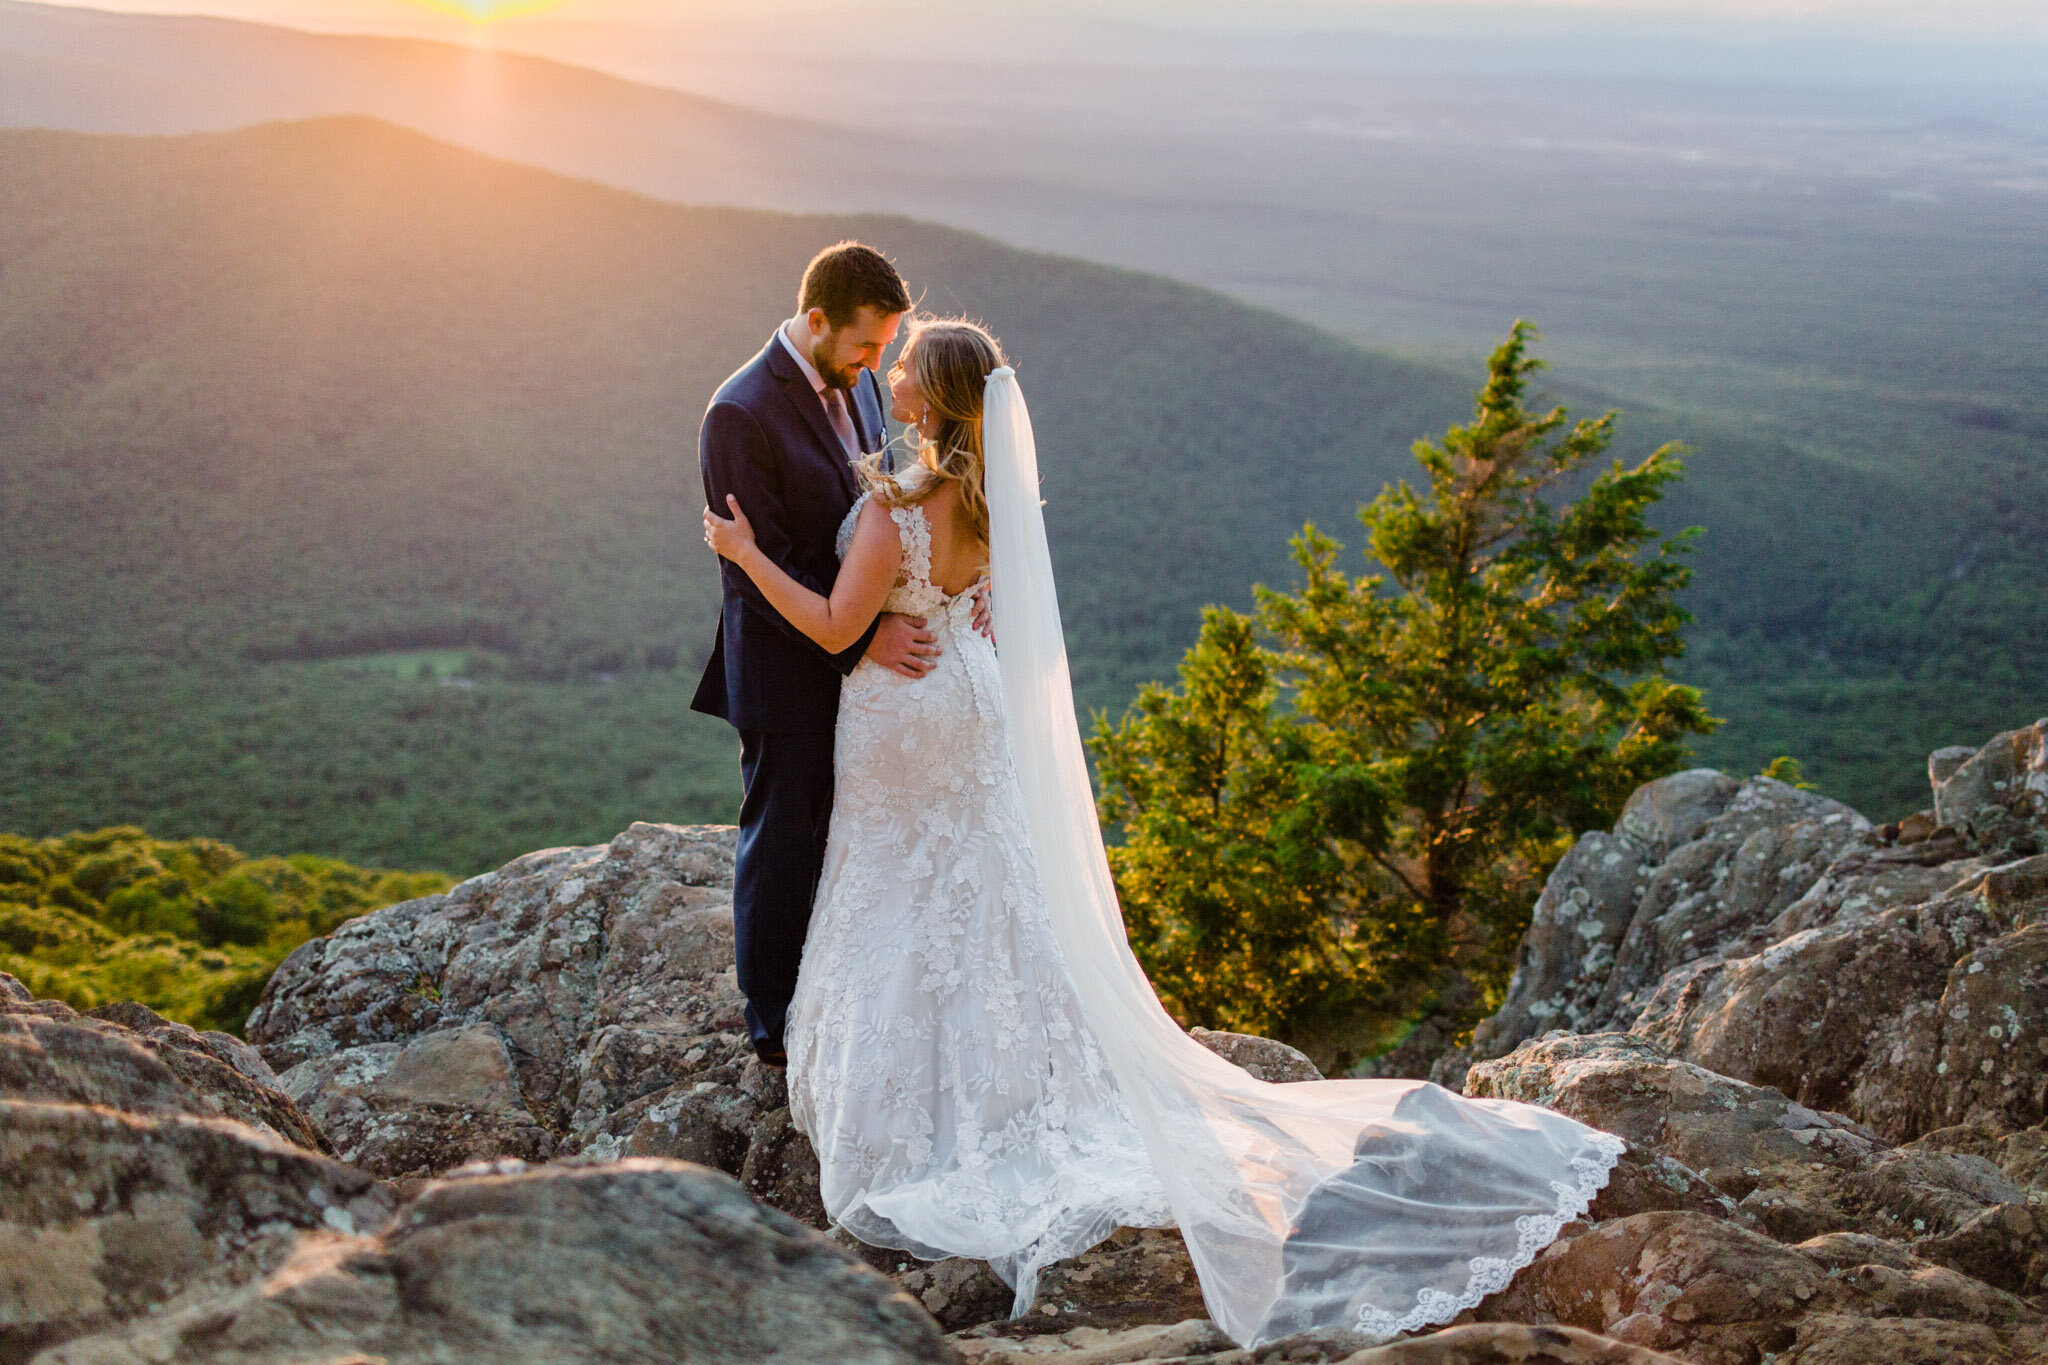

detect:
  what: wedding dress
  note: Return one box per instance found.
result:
[786,374,1626,1347]
[785,495,1173,1313]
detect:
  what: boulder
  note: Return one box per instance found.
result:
[1189,1029,1324,1084]
[1933,720,2048,852]
[952,1321,1684,1364]
[1463,1032,2046,1253]
[36,1158,961,1365]
[1904,1118,2048,1192]
[1615,769,1741,861]
[1473,778,1867,1069]
[0,1098,395,1360]
[1476,1211,2042,1365]
[2,980,326,1152]
[250,823,753,1181]
[1588,781,1869,1029]
[1342,1325,1688,1364]
[1469,833,1647,1062]
[1463,725,2048,1152]
[1628,890,1998,1132]
[278,1023,557,1178]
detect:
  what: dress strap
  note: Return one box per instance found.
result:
[887,504,934,591]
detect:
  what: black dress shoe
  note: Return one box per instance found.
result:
[754,1044,788,1069]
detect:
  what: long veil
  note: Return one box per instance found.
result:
[979,366,1625,1346]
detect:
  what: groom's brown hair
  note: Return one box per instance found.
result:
[799,242,912,327]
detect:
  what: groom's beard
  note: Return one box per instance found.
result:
[809,341,862,392]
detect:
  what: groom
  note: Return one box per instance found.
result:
[692,241,931,1067]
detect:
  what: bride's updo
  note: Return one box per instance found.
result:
[862,317,1007,545]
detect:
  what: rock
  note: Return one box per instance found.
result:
[1191,1029,1324,1084]
[1033,1228,1209,1334]
[1342,1324,1688,1364]
[951,1318,1229,1362]
[1592,782,1869,1026]
[1582,1146,1744,1226]
[278,1024,557,1178]
[1470,833,1648,1061]
[743,1104,830,1229]
[1912,1200,2048,1301]
[1933,720,2048,852]
[1905,1118,2048,1191]
[1615,770,1741,861]
[951,1321,1680,1365]
[1466,1034,1868,1225]
[1898,920,2048,1137]
[1473,779,1867,1068]
[886,1253,1019,1334]
[2,986,327,1152]
[1464,1031,2048,1256]
[1462,724,2048,1154]
[1629,891,2000,1133]
[0,1098,395,1360]
[248,823,753,1180]
[1931,747,1980,789]
[914,1226,1209,1342]
[1476,1211,2042,1364]
[39,1158,961,1365]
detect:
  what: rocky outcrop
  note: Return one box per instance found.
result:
[247,822,751,1180]
[3,979,326,1151]
[1477,1210,2042,1365]
[36,1159,961,1365]
[1464,773,1871,1074]
[1456,721,2048,1155]
[953,1321,1688,1363]
[0,1098,394,1360]
[245,822,1329,1202]
[1466,1033,2045,1281]
[15,719,2048,1364]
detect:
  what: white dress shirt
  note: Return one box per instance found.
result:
[780,318,860,457]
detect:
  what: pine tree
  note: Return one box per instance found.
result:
[1091,322,1718,1069]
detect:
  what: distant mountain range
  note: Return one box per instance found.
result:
[0,118,1526,868]
[1,5,2041,865]
[0,0,925,212]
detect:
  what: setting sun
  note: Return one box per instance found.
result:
[400,0,564,20]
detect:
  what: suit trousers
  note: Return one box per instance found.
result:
[733,727,837,1056]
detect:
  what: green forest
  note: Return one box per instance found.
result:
[1,119,2042,879]
[0,824,451,1033]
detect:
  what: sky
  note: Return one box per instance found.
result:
[24,0,2048,39]
[17,0,2048,96]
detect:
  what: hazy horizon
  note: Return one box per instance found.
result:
[21,0,2048,87]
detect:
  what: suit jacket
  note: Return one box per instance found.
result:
[691,330,889,733]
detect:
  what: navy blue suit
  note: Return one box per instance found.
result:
[692,330,889,1057]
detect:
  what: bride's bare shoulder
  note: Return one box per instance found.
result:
[853,494,902,542]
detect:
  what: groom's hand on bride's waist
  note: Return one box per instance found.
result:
[868,613,939,678]
[971,581,994,646]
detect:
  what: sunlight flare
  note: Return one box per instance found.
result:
[397,0,565,23]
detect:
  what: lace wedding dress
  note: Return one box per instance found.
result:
[785,497,1173,1312]
[787,377,1625,1346]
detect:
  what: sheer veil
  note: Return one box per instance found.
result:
[979,366,1625,1346]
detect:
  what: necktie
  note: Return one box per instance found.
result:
[824,388,859,457]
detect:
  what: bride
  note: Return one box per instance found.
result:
[702,317,1625,1347]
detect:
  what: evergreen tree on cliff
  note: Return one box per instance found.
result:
[1091,321,1718,1070]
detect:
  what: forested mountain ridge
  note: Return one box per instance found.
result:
[0,119,2031,871]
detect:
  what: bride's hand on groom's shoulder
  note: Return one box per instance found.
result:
[868,613,939,678]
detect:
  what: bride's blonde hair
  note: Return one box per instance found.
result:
[860,317,1007,545]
